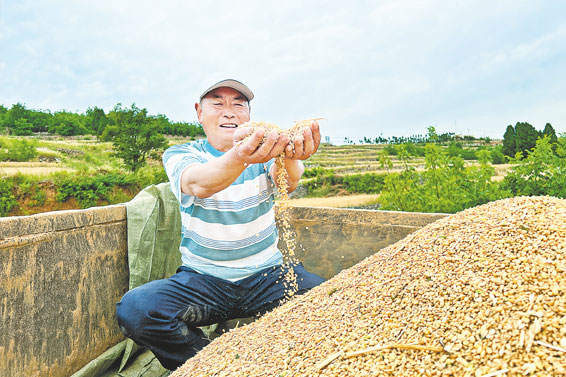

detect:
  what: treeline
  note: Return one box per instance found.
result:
[353,126,492,145]
[502,122,558,159]
[0,103,205,138]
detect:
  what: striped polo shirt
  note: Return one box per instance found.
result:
[163,139,282,281]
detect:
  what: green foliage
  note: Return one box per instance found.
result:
[490,145,506,164]
[447,142,479,160]
[542,123,557,144]
[514,122,539,159]
[85,106,110,136]
[0,102,203,138]
[383,144,398,155]
[303,167,334,178]
[131,165,169,189]
[30,190,47,207]
[55,172,136,208]
[49,111,89,136]
[502,136,566,198]
[502,125,516,158]
[12,118,34,135]
[307,184,333,197]
[379,144,506,213]
[302,167,385,196]
[303,169,341,197]
[0,179,18,216]
[382,143,424,157]
[0,138,38,161]
[10,176,47,207]
[104,104,168,171]
[404,142,425,157]
[426,126,438,143]
[2,103,50,134]
[53,166,168,209]
[342,173,385,194]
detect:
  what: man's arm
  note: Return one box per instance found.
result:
[181,129,290,198]
[271,121,321,193]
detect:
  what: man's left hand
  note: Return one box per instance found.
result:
[284,120,321,160]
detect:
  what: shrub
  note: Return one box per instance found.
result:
[379,143,506,213]
[303,170,342,197]
[55,172,136,208]
[489,146,506,164]
[0,179,18,216]
[303,167,334,178]
[342,173,385,194]
[502,136,566,198]
[0,138,38,162]
[54,167,168,208]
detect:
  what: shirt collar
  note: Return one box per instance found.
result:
[204,140,224,157]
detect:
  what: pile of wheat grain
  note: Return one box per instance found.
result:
[171,196,566,376]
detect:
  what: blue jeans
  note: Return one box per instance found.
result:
[116,263,324,370]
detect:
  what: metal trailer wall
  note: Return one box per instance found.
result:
[0,205,446,377]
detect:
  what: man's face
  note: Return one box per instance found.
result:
[195,87,250,152]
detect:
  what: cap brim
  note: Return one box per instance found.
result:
[199,79,254,102]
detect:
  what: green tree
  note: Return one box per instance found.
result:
[85,107,109,136]
[502,135,566,198]
[104,104,168,171]
[426,126,438,143]
[50,111,89,136]
[514,122,538,159]
[0,105,7,130]
[379,143,504,213]
[490,145,506,164]
[12,119,34,135]
[542,123,558,147]
[4,103,31,134]
[28,109,51,132]
[1,103,52,133]
[502,125,516,158]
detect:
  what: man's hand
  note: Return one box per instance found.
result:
[234,127,290,164]
[284,120,321,160]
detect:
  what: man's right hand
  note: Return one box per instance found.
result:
[234,127,289,165]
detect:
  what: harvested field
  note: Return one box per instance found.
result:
[172,196,566,376]
[286,194,380,208]
[0,161,73,176]
[0,166,73,175]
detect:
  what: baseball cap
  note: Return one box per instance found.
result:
[199,79,254,102]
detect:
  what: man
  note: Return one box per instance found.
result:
[116,79,324,370]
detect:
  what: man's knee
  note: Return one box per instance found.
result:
[116,288,150,339]
[294,263,325,292]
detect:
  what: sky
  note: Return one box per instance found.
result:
[1,0,565,143]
